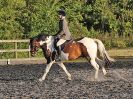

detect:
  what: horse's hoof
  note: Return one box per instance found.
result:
[94,77,98,80]
[39,78,44,82]
[103,72,107,76]
[68,77,72,80]
[105,73,111,77]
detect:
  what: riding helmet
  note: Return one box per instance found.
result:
[58,10,66,16]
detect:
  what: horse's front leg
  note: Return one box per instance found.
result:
[39,61,55,82]
[57,62,72,80]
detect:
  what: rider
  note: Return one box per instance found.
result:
[54,9,72,61]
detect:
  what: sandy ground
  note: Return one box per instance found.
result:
[0,59,132,99]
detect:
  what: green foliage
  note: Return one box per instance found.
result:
[112,39,127,48]
[102,37,133,49]
[17,52,29,58]
[0,0,132,45]
[0,43,14,49]
[0,52,15,59]
[17,42,29,49]
[0,0,24,39]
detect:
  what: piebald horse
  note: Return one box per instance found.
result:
[30,34,114,82]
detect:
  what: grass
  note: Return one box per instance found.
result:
[108,48,133,58]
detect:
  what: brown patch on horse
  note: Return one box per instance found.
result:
[63,41,88,60]
[80,43,89,57]
[45,49,52,57]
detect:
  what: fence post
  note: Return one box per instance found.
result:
[15,42,17,58]
[0,39,32,60]
[28,45,31,58]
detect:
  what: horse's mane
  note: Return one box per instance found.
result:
[37,33,49,40]
[30,33,51,41]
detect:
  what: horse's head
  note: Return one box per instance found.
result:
[29,38,41,57]
[29,33,52,57]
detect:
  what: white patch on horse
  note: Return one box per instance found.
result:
[78,37,97,58]
[46,36,54,52]
[39,36,54,52]
[39,41,46,46]
[57,39,66,46]
[61,51,69,60]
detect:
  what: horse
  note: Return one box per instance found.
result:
[29,34,114,82]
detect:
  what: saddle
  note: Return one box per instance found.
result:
[60,39,75,50]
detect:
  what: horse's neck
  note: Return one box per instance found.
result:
[41,36,54,50]
[47,36,54,51]
[40,36,55,60]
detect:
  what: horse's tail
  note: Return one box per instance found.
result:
[94,39,115,65]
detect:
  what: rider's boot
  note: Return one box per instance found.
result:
[55,46,61,62]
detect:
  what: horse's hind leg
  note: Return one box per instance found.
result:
[90,58,99,79]
[96,58,107,75]
[39,61,55,82]
[102,66,107,76]
[57,62,72,80]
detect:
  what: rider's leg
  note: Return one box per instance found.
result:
[57,39,66,46]
[54,38,61,61]
[56,46,61,61]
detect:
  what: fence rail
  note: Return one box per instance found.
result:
[0,39,46,65]
[0,40,29,43]
[0,49,29,53]
[0,39,30,59]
